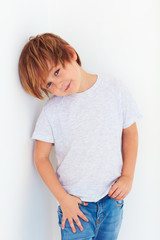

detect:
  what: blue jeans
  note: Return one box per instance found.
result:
[57,194,124,240]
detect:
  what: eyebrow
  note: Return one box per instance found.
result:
[48,65,55,73]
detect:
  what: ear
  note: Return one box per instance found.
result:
[66,45,77,61]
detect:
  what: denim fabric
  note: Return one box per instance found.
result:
[57,194,124,240]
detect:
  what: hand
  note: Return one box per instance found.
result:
[108,175,133,200]
[59,194,89,233]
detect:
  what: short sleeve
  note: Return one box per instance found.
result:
[31,107,55,143]
[119,80,143,129]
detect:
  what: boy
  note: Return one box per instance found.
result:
[18,33,143,240]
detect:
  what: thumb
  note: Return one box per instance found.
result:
[78,198,83,205]
[79,199,88,206]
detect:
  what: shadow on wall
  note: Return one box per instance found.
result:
[19,144,59,240]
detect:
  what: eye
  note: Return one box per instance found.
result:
[47,69,60,88]
[55,69,60,76]
[47,82,52,88]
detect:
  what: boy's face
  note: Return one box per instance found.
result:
[41,50,83,97]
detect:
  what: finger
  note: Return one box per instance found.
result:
[115,192,123,200]
[108,187,115,196]
[119,193,126,200]
[108,186,118,197]
[81,200,88,205]
[112,190,121,199]
[80,201,88,206]
[78,211,89,222]
[61,217,66,230]
[68,218,76,233]
[73,216,84,231]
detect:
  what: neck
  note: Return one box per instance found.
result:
[78,69,98,93]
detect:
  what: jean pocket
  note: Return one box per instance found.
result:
[58,205,63,213]
[57,205,63,225]
[114,199,124,207]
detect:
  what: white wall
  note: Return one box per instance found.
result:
[1,0,159,239]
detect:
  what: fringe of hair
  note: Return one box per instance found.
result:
[18,33,81,100]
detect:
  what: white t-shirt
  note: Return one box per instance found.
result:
[31,73,143,203]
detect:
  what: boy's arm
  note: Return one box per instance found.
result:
[121,122,139,181]
[34,140,89,232]
[108,122,139,200]
[34,140,68,204]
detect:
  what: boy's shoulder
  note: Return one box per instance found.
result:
[43,95,63,114]
[100,73,127,93]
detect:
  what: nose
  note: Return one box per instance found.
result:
[55,80,64,90]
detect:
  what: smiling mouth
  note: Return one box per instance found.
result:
[65,81,71,91]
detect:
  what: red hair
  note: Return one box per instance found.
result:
[18,33,81,99]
